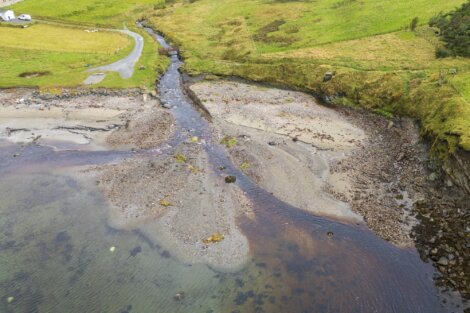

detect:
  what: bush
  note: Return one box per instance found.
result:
[435,46,452,58]
[410,17,419,31]
[429,1,470,57]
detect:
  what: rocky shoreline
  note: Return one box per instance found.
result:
[187,79,469,300]
[1,82,468,300]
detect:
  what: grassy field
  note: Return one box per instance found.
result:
[147,0,470,154]
[11,0,164,27]
[1,0,169,89]
[0,23,133,87]
[1,23,131,53]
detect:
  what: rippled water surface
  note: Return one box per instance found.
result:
[0,28,466,313]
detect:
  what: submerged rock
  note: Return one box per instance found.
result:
[438,257,449,266]
[174,292,185,301]
[225,175,236,183]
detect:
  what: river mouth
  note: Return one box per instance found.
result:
[0,28,467,313]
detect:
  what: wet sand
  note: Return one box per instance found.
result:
[94,141,253,271]
[191,81,365,222]
[0,89,173,150]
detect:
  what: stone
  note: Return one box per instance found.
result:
[428,172,438,182]
[174,292,185,301]
[323,71,335,82]
[397,152,405,162]
[437,257,449,266]
[225,176,236,183]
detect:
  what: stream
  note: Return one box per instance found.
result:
[0,27,466,313]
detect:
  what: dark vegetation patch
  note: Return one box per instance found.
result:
[429,0,470,58]
[268,0,312,3]
[18,71,51,78]
[253,19,298,46]
[253,19,285,41]
[331,0,357,9]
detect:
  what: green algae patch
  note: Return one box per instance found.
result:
[174,153,188,163]
[220,136,238,149]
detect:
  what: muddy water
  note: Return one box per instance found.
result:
[0,30,465,313]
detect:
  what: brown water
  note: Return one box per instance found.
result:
[0,28,466,313]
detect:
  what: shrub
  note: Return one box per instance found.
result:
[410,17,419,31]
[435,46,452,58]
[429,1,470,57]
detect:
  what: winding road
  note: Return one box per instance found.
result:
[84,29,144,84]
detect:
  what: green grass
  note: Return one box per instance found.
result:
[149,0,466,58]
[146,0,470,155]
[0,23,131,53]
[11,0,164,27]
[1,0,169,89]
[96,25,170,90]
[0,23,133,87]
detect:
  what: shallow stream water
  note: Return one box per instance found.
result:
[0,28,466,313]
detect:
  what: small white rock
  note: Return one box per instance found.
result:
[110,246,116,252]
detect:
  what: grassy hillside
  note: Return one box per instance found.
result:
[147,0,470,154]
[11,0,164,27]
[149,0,466,56]
[0,23,133,87]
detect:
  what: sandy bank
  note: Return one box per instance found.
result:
[191,80,365,222]
[189,80,436,247]
[93,140,252,271]
[0,88,251,271]
[0,89,173,150]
